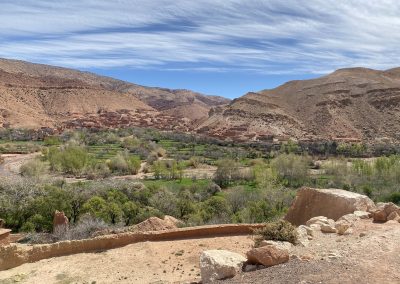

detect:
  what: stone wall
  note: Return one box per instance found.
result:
[0,223,264,271]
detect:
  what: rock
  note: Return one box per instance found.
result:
[372,203,400,223]
[373,209,387,222]
[258,240,293,252]
[246,246,289,267]
[338,213,359,224]
[0,229,11,246]
[335,220,351,235]
[387,211,400,221]
[200,250,246,283]
[306,216,329,227]
[296,226,311,247]
[309,224,321,231]
[285,187,376,225]
[243,264,258,272]
[382,203,400,216]
[298,225,314,237]
[296,253,314,261]
[328,251,342,260]
[306,216,336,233]
[53,211,69,233]
[353,211,371,219]
[344,228,353,235]
[321,221,337,233]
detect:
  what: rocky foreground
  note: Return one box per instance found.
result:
[0,188,399,283]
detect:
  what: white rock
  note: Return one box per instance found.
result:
[200,250,246,283]
[298,225,314,236]
[338,213,359,224]
[259,240,293,253]
[353,211,371,219]
[321,221,337,233]
[306,216,329,227]
[309,224,322,231]
[296,226,310,247]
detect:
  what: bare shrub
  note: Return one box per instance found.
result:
[57,215,112,241]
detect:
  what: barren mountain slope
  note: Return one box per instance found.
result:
[0,67,152,128]
[199,67,400,142]
[0,58,229,128]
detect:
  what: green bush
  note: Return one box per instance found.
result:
[46,145,90,175]
[108,152,141,175]
[254,220,298,246]
[213,159,240,188]
[386,192,400,205]
[271,153,310,186]
[43,136,61,146]
[20,159,48,178]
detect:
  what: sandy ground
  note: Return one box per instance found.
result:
[0,235,254,284]
[1,220,399,284]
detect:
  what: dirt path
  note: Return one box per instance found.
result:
[0,220,400,284]
[1,220,399,284]
[0,153,39,177]
[0,235,254,284]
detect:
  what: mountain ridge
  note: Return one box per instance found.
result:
[0,58,229,130]
[198,67,400,143]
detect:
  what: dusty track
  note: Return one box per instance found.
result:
[0,153,39,177]
[0,220,399,283]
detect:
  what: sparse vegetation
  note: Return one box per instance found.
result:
[254,220,298,246]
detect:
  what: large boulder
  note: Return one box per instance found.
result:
[285,187,376,225]
[200,250,246,283]
[246,246,289,267]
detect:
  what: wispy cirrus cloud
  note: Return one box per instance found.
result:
[1,0,400,74]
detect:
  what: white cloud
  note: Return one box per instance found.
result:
[0,0,400,74]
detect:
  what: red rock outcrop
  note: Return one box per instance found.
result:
[53,211,69,232]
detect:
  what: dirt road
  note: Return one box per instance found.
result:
[0,220,399,283]
[0,153,39,177]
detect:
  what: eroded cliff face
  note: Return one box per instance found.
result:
[199,68,400,143]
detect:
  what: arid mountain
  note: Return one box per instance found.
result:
[199,67,400,143]
[0,58,229,129]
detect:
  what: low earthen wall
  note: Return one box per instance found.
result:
[0,223,264,271]
[0,229,11,247]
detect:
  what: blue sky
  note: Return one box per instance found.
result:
[1,1,400,98]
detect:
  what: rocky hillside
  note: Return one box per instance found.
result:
[199,67,400,143]
[0,58,229,129]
